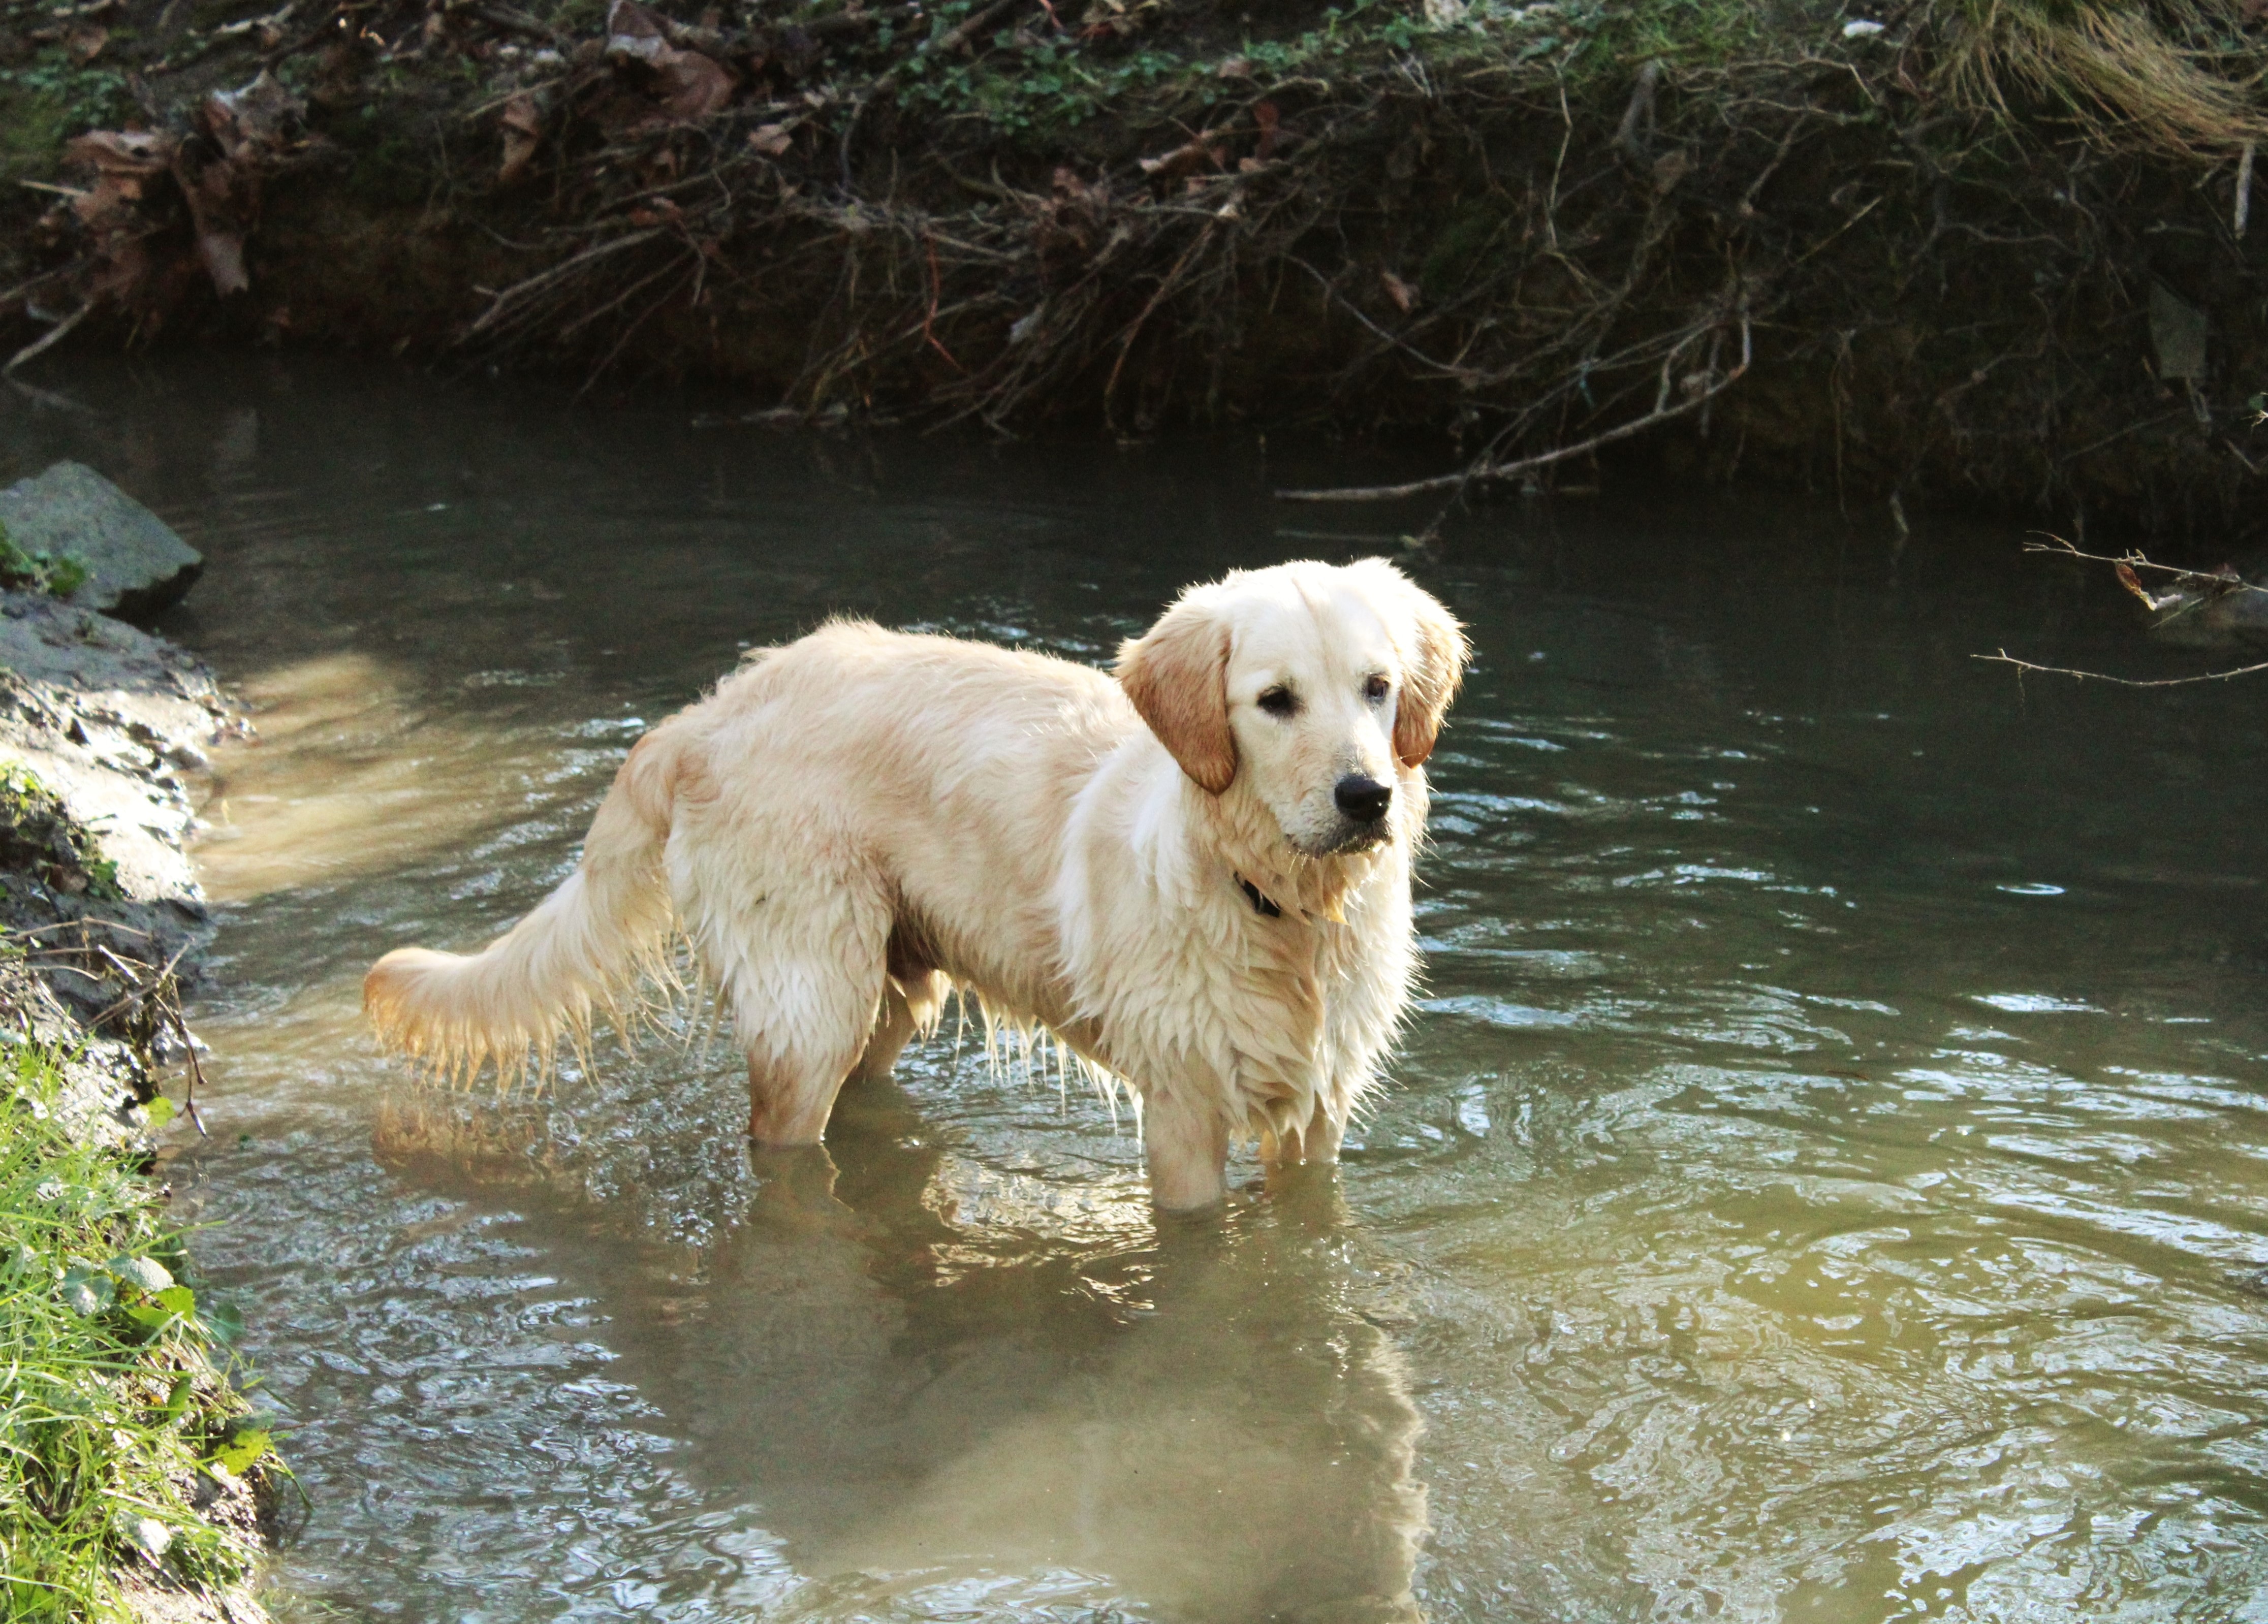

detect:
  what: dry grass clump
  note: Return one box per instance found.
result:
[1932,0,2268,155]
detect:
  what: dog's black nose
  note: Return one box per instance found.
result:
[1335,775,1393,824]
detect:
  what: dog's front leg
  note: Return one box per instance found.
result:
[1143,1090,1231,1209]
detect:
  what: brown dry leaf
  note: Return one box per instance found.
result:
[1651,147,1692,193]
[199,71,302,161]
[1380,270,1419,312]
[2113,561,2157,606]
[168,71,306,297]
[1215,54,1249,79]
[62,131,172,234]
[606,0,734,122]
[748,121,795,155]
[497,91,543,184]
[654,49,733,119]
[63,129,174,186]
[1252,98,1280,162]
[64,24,108,62]
[173,147,253,296]
[605,0,670,61]
[1138,133,1220,180]
[60,129,176,303]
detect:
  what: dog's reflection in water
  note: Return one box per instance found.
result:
[385,1069,1428,1622]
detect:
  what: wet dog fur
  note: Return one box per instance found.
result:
[364,558,1467,1208]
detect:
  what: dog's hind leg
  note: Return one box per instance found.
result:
[848,965,949,1086]
[679,852,893,1145]
[1259,1104,1344,1169]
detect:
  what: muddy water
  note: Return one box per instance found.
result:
[7,360,2268,1622]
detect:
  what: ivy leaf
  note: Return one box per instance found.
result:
[112,1255,174,1294]
[60,1264,114,1315]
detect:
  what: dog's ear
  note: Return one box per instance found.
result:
[1117,595,1236,794]
[1345,560,1468,769]
[1393,583,1469,768]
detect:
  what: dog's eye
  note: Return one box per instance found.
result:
[1363,674,1391,704]
[1257,686,1299,718]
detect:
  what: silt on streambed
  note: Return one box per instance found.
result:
[6,356,2266,1620]
[8,2,2268,541]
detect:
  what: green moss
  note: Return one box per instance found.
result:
[0,49,132,166]
[0,521,90,604]
[0,84,76,184]
[0,767,122,904]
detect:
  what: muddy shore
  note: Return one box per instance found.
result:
[5,1,2268,547]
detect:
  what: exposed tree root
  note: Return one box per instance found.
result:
[7,0,2268,538]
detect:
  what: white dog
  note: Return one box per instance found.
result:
[365,558,1467,1208]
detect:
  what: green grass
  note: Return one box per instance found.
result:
[0,1024,273,1621]
[893,0,1825,143]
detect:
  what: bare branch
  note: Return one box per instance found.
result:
[1274,311,1749,503]
[2021,533,2267,591]
[1974,649,2268,687]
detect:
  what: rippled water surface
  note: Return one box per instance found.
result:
[7,360,2268,1622]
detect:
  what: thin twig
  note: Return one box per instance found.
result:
[1275,311,1750,502]
[2021,533,2267,591]
[1974,650,2268,687]
[4,300,93,376]
[466,229,666,336]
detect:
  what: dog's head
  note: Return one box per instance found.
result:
[1116,559,1469,857]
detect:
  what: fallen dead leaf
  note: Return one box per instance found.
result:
[606,0,735,122]
[498,91,543,184]
[1139,132,1223,181]
[654,48,733,119]
[1381,269,1419,312]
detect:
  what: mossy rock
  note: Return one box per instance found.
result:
[0,463,203,623]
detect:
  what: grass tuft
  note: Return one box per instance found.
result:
[0,1017,273,1621]
[1934,0,2268,156]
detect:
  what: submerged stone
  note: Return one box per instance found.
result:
[0,461,203,622]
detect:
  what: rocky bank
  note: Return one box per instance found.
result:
[0,461,274,1623]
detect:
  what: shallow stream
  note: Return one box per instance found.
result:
[7,361,2268,1622]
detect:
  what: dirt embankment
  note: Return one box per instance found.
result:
[5,0,2268,544]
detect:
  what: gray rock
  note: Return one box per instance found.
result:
[0,460,203,622]
[0,589,232,904]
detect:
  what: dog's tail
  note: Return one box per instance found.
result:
[364,719,695,1080]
